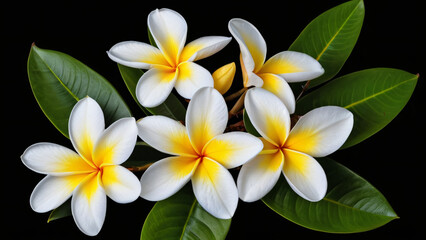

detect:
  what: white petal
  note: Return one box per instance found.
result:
[21,142,95,176]
[69,96,104,166]
[191,158,238,219]
[260,51,324,82]
[136,68,177,108]
[244,87,290,147]
[237,151,284,202]
[72,172,106,236]
[92,117,138,167]
[137,115,197,156]
[140,156,199,201]
[148,8,187,66]
[180,36,232,62]
[107,41,169,69]
[186,87,228,153]
[102,165,141,203]
[202,132,263,169]
[282,149,327,202]
[259,73,296,114]
[285,106,354,157]
[174,61,214,99]
[30,174,87,213]
[228,18,266,73]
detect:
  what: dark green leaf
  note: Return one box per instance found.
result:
[289,0,364,88]
[27,45,132,138]
[296,68,418,148]
[117,63,187,121]
[141,185,231,240]
[122,142,169,169]
[262,158,398,233]
[243,110,260,137]
[47,199,71,223]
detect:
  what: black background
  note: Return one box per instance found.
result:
[2,0,425,239]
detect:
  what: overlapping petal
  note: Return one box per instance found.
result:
[186,87,228,153]
[148,8,187,66]
[69,97,105,167]
[180,36,232,62]
[202,132,263,169]
[237,150,284,202]
[21,143,95,176]
[174,61,214,99]
[244,87,290,146]
[102,165,141,203]
[72,172,106,236]
[285,106,353,157]
[282,149,327,202]
[135,67,178,108]
[259,73,296,113]
[30,174,87,213]
[137,115,197,157]
[259,51,324,82]
[107,41,169,68]
[92,117,137,167]
[191,158,238,219]
[140,156,199,201]
[228,18,266,73]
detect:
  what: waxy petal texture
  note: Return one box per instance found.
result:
[229,18,266,73]
[282,149,327,202]
[107,41,169,69]
[285,106,353,157]
[245,87,290,146]
[140,156,199,201]
[237,151,284,202]
[148,8,187,66]
[180,36,232,62]
[69,97,105,167]
[191,158,238,219]
[21,142,95,176]
[186,87,228,153]
[135,68,177,108]
[137,115,197,156]
[102,165,141,203]
[72,173,106,236]
[259,51,324,82]
[203,132,263,169]
[93,117,138,167]
[174,61,214,99]
[259,73,296,114]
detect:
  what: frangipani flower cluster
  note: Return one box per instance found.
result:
[24,2,412,237]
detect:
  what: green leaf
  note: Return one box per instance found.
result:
[122,141,169,169]
[262,158,398,233]
[117,64,186,121]
[141,185,231,240]
[47,199,71,223]
[243,110,260,137]
[27,45,132,138]
[289,0,364,88]
[296,68,418,148]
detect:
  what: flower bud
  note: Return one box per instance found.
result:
[212,62,236,95]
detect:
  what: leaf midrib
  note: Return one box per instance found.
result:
[179,199,197,240]
[316,0,363,61]
[343,76,418,109]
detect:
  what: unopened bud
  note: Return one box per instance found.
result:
[212,62,236,95]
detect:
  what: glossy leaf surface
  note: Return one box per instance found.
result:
[262,158,398,233]
[27,45,131,137]
[141,185,231,240]
[297,68,418,148]
[289,0,364,88]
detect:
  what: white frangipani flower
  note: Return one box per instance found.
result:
[21,97,140,236]
[108,8,232,108]
[137,87,263,219]
[228,18,324,113]
[238,88,353,202]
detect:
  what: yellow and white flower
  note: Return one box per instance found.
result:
[228,18,324,113]
[238,88,353,202]
[21,97,140,236]
[137,87,263,219]
[108,8,232,108]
